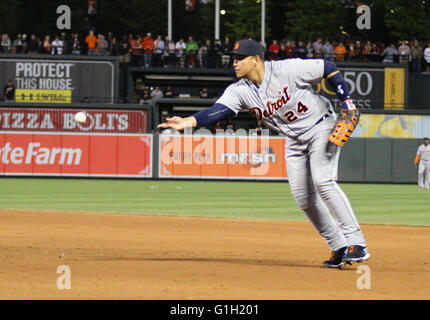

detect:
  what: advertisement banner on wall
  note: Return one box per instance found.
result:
[158,135,288,180]
[0,132,152,177]
[0,57,117,103]
[0,107,148,133]
[315,66,405,110]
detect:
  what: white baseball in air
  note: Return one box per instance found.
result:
[74,112,87,123]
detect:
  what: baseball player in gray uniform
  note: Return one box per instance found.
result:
[415,137,430,190]
[158,39,370,268]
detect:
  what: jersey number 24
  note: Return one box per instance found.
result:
[284,102,309,122]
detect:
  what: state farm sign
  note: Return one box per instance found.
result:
[0,108,148,133]
[0,132,152,177]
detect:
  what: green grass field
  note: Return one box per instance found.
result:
[0,178,429,226]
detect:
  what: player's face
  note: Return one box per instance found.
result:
[233,55,256,78]
[424,139,429,146]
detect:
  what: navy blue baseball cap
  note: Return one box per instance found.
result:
[229,39,264,59]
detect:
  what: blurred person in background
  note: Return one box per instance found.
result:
[97,34,108,56]
[411,40,423,73]
[71,33,82,55]
[42,35,52,54]
[305,41,314,58]
[27,34,40,54]
[284,40,295,59]
[152,35,165,67]
[1,34,11,53]
[119,35,131,63]
[3,79,15,102]
[85,30,97,55]
[175,38,186,68]
[313,38,323,58]
[185,35,198,68]
[322,40,334,61]
[130,35,143,66]
[398,40,411,64]
[294,40,307,59]
[334,42,347,61]
[221,37,233,69]
[269,39,280,60]
[51,35,64,54]
[151,86,164,99]
[424,43,430,73]
[13,34,23,53]
[382,43,398,63]
[143,32,154,68]
[369,42,381,62]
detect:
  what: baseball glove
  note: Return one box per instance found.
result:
[328,108,360,147]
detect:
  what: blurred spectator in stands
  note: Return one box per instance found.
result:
[151,86,164,99]
[361,41,371,62]
[119,35,130,63]
[86,30,97,56]
[346,40,357,61]
[185,35,198,68]
[285,40,295,59]
[13,34,24,54]
[109,36,119,56]
[139,88,151,104]
[200,87,211,99]
[334,42,347,61]
[27,34,40,54]
[411,40,423,73]
[42,35,51,54]
[51,35,64,54]
[313,38,323,58]
[22,34,28,53]
[269,39,280,60]
[355,41,362,61]
[96,34,108,56]
[164,86,175,98]
[143,33,154,67]
[221,37,233,69]
[61,33,69,54]
[212,39,222,68]
[82,97,90,103]
[175,38,186,68]
[322,40,334,61]
[130,35,143,66]
[294,41,307,59]
[424,43,430,72]
[305,41,314,58]
[153,35,164,67]
[382,43,398,63]
[165,37,176,67]
[369,42,380,62]
[71,33,81,55]
[199,39,211,68]
[398,40,411,64]
[3,79,15,102]
[1,34,11,53]
[278,43,287,60]
[225,119,236,134]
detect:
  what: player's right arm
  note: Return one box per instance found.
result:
[157,85,241,131]
[414,147,422,168]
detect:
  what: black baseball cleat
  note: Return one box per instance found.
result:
[323,246,347,268]
[342,245,370,264]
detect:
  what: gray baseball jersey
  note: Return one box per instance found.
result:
[417,144,430,162]
[217,58,368,254]
[417,144,430,189]
[217,59,336,137]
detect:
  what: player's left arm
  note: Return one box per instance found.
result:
[323,60,361,147]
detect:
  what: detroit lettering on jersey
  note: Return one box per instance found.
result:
[216,59,336,138]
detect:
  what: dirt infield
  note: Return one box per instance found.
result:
[0,210,429,300]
